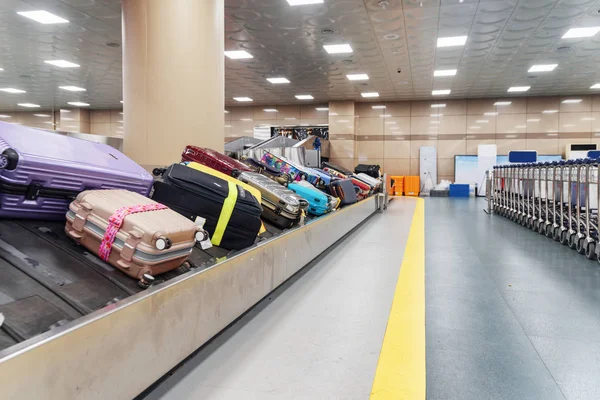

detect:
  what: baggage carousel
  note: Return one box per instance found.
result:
[0,194,385,400]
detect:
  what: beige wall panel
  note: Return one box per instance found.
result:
[383,159,410,176]
[467,115,496,134]
[355,103,382,118]
[527,96,560,114]
[495,97,526,114]
[497,113,527,134]
[467,98,497,115]
[438,115,467,135]
[91,122,111,136]
[385,101,411,117]
[356,140,384,159]
[356,117,383,135]
[592,112,600,132]
[411,101,439,116]
[329,157,355,172]
[110,123,125,137]
[559,112,592,132]
[383,140,411,159]
[111,110,124,123]
[253,107,278,121]
[559,96,592,113]
[300,118,328,126]
[443,100,467,116]
[411,116,433,135]
[276,105,301,120]
[496,139,527,154]
[592,96,600,112]
[437,139,466,158]
[526,113,558,133]
[91,110,111,124]
[526,139,559,155]
[329,101,355,116]
[329,140,355,159]
[300,105,326,119]
[410,158,419,176]
[384,117,410,135]
[466,139,496,155]
[330,117,355,136]
[410,140,437,159]
[229,107,253,120]
[438,158,455,177]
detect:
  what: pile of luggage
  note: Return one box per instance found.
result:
[0,122,382,288]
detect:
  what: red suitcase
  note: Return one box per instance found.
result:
[181,146,252,176]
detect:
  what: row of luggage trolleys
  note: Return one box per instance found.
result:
[491,159,600,261]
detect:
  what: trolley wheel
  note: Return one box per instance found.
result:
[545,224,553,237]
[568,233,577,249]
[585,241,596,260]
[538,222,546,234]
[576,237,585,254]
[553,227,561,241]
[560,230,569,245]
[532,220,538,231]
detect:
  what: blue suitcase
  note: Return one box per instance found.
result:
[287,182,330,216]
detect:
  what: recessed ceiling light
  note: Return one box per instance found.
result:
[44,60,80,68]
[476,120,489,123]
[33,114,50,117]
[430,113,444,117]
[315,107,329,111]
[591,83,600,89]
[68,102,90,107]
[372,105,386,109]
[263,108,278,112]
[267,77,290,84]
[60,109,71,113]
[437,36,467,48]
[433,69,457,77]
[431,104,446,108]
[224,50,253,59]
[240,118,252,121]
[527,118,541,122]
[494,101,512,106]
[507,86,530,92]
[59,86,86,92]
[324,44,353,54]
[0,115,11,118]
[0,88,26,94]
[562,99,582,103]
[484,112,498,116]
[18,103,40,108]
[17,10,68,24]
[295,94,314,100]
[234,97,253,102]
[347,74,369,81]
[528,64,557,72]
[0,68,4,72]
[361,92,379,98]
[542,109,558,114]
[562,27,600,39]
[287,0,323,4]
[432,89,451,95]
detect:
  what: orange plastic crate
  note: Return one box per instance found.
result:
[389,176,404,196]
[404,176,420,196]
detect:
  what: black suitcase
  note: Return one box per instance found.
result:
[322,161,353,176]
[354,164,381,179]
[152,164,263,250]
[327,179,358,206]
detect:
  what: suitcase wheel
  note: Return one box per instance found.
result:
[138,273,155,289]
[155,237,172,250]
[195,230,209,242]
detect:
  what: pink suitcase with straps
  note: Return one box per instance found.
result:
[65,189,209,288]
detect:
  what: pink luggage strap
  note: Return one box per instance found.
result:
[99,203,168,261]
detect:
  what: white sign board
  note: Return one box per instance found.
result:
[477,144,497,196]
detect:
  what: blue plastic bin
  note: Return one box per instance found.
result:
[449,184,470,197]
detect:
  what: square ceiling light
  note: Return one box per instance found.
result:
[437,36,467,48]
[347,74,369,81]
[528,64,557,72]
[295,94,314,100]
[324,44,352,54]
[59,86,86,92]
[433,69,457,77]
[224,50,253,59]
[361,92,379,98]
[494,101,512,106]
[33,114,50,117]
[372,105,386,109]
[18,103,40,108]
[233,97,253,102]
[263,108,278,112]
[562,99,582,104]
[507,86,530,92]
[287,0,323,5]
[562,27,600,39]
[431,103,446,108]
[267,77,290,84]
[0,88,26,94]
[315,107,329,111]
[44,60,80,68]
[591,83,600,89]
[17,10,68,24]
[68,102,90,107]
[432,89,451,95]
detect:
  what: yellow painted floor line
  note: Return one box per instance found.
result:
[370,198,426,400]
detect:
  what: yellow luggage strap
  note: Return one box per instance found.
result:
[212,181,238,246]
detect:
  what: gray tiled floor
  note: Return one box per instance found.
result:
[426,198,600,400]
[142,198,417,400]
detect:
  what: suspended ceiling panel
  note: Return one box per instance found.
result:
[1,0,600,110]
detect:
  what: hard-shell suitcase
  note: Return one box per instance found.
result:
[236,171,308,229]
[0,122,153,220]
[294,180,339,211]
[322,162,353,176]
[152,164,263,250]
[183,162,263,204]
[242,157,290,185]
[274,156,325,187]
[322,167,371,199]
[181,146,252,176]
[65,190,207,288]
[355,173,382,191]
[354,164,381,179]
[328,179,359,206]
[288,182,330,216]
[261,152,305,181]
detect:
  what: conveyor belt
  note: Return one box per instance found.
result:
[0,217,289,352]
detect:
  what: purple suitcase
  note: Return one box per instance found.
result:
[0,122,153,219]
